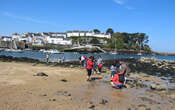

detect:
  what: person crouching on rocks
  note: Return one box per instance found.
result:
[111,72,125,89]
[86,56,94,81]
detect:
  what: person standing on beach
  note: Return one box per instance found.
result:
[46,53,49,63]
[97,56,103,74]
[118,61,130,84]
[86,56,94,81]
[80,56,85,67]
[92,59,97,74]
[119,61,130,76]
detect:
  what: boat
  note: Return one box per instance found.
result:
[137,53,142,55]
[110,51,118,55]
[110,38,118,55]
[24,48,32,51]
[4,49,22,53]
[42,49,64,54]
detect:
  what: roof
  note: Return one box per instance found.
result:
[67,30,90,33]
[1,36,11,38]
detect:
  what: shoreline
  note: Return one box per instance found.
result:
[0,58,175,110]
[0,55,175,76]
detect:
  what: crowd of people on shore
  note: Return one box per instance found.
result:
[79,55,130,89]
[45,54,130,89]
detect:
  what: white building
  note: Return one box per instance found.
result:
[12,33,21,41]
[66,30,111,39]
[1,36,12,42]
[46,36,72,45]
[67,31,81,37]
[32,36,46,45]
[42,32,67,38]
[19,36,32,43]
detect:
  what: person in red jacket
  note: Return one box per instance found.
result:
[86,56,94,81]
[111,72,125,89]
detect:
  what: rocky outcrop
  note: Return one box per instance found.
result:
[150,83,168,90]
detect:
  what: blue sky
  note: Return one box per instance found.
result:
[0,0,175,52]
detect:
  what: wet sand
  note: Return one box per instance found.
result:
[0,61,175,110]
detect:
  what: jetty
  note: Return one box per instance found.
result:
[71,45,107,53]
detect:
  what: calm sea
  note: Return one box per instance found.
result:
[0,50,175,62]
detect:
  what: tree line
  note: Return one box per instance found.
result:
[94,28,151,52]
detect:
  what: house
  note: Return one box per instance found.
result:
[1,36,12,42]
[66,30,111,39]
[19,36,32,43]
[32,37,44,46]
[32,36,46,46]
[42,32,67,38]
[45,36,72,45]
[12,33,21,41]
[67,31,82,37]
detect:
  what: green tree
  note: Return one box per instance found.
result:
[93,29,100,34]
[106,28,114,35]
[90,38,100,44]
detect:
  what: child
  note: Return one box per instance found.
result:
[97,56,103,74]
[86,56,94,81]
[92,59,97,74]
[110,63,116,78]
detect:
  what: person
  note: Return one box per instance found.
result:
[83,56,87,67]
[62,56,65,62]
[110,63,116,78]
[92,59,97,74]
[119,61,130,76]
[58,57,62,63]
[80,56,85,67]
[111,61,130,89]
[86,56,94,81]
[111,72,124,89]
[118,61,130,84]
[97,56,103,74]
[46,53,49,63]
[115,60,121,73]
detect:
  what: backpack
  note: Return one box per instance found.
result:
[99,63,102,69]
[118,74,125,83]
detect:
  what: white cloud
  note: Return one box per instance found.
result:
[3,12,56,26]
[113,0,136,10]
[114,0,125,5]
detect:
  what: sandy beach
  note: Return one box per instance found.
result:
[0,61,175,110]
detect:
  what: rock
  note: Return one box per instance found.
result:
[128,108,132,110]
[49,98,56,101]
[136,80,147,88]
[168,94,175,99]
[34,72,48,77]
[88,104,95,109]
[99,98,108,105]
[70,65,74,68]
[88,101,95,110]
[136,104,147,110]
[52,99,56,101]
[150,83,168,91]
[40,93,47,96]
[60,79,68,82]
[55,91,71,96]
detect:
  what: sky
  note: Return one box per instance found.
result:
[0,0,175,52]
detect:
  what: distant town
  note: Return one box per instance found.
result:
[0,30,111,46]
[0,28,155,54]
